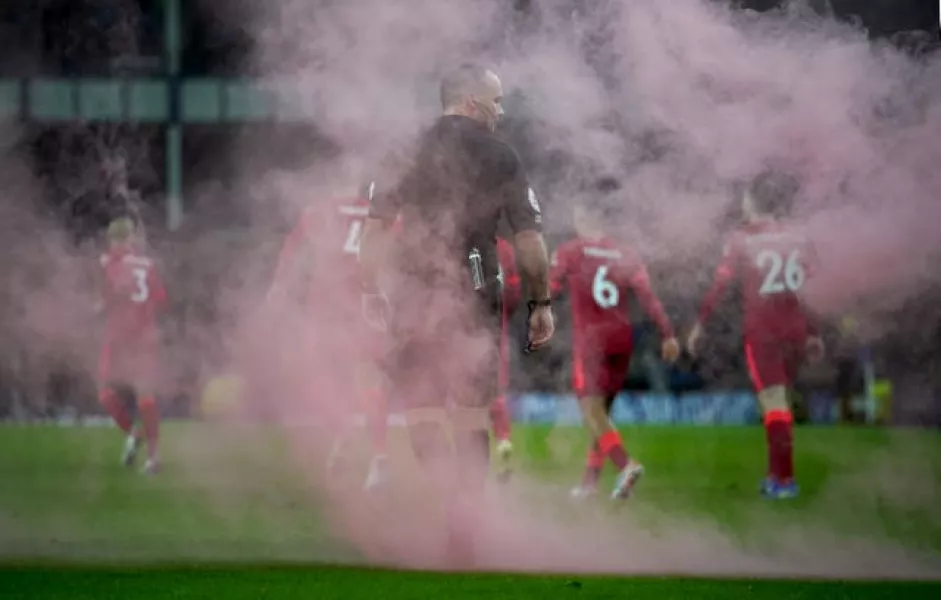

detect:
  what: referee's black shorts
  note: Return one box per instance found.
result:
[385,288,501,411]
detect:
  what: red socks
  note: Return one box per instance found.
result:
[582,442,604,487]
[765,409,794,483]
[598,430,629,471]
[138,395,160,460]
[100,388,160,461]
[489,396,511,442]
[99,388,133,433]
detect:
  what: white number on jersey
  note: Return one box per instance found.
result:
[756,249,805,296]
[592,265,619,309]
[130,267,150,303]
[344,219,363,255]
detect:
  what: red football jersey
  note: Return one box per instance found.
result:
[497,237,522,315]
[100,246,167,345]
[551,236,673,353]
[698,220,817,340]
[269,197,369,310]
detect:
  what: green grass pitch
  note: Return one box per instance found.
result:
[1,423,940,599]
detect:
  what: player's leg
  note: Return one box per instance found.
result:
[363,386,390,490]
[324,389,359,477]
[350,339,391,482]
[98,344,141,466]
[571,345,606,498]
[572,350,640,499]
[600,353,643,499]
[489,396,511,445]
[99,382,133,434]
[100,383,142,466]
[574,435,604,498]
[363,349,390,486]
[491,305,513,479]
[745,341,796,498]
[132,352,161,474]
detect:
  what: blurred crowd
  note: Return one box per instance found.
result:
[0,0,939,425]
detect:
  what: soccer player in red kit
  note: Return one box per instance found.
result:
[552,178,680,500]
[492,236,520,479]
[267,182,390,490]
[687,171,824,499]
[97,217,167,474]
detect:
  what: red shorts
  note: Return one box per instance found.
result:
[744,336,805,392]
[98,342,159,389]
[572,341,633,398]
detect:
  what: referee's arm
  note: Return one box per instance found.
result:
[499,147,554,348]
[500,153,550,304]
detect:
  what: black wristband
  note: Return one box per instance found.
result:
[527,298,551,311]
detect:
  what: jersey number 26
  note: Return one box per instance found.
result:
[756,249,805,296]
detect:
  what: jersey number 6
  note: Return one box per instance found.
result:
[757,249,805,296]
[592,265,619,309]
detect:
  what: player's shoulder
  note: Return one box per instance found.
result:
[722,227,750,254]
[555,237,582,257]
[335,196,370,218]
[740,219,809,248]
[122,253,155,268]
[579,237,626,261]
[551,239,574,268]
[297,205,321,228]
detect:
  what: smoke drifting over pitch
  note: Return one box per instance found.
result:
[170,0,941,575]
[2,0,938,577]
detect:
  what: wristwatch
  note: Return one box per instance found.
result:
[527,298,551,311]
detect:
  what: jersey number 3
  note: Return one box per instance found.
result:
[757,249,805,296]
[130,267,150,303]
[592,265,619,309]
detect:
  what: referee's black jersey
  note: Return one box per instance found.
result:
[370,115,542,301]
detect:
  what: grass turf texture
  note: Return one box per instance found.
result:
[1,424,940,598]
[3,566,941,600]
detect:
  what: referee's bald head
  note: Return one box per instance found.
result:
[440,63,504,131]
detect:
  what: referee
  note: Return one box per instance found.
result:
[360,63,553,556]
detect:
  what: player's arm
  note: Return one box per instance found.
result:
[149,266,169,313]
[624,252,679,361]
[267,216,313,303]
[360,179,400,293]
[498,145,552,348]
[94,254,110,315]
[688,238,738,355]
